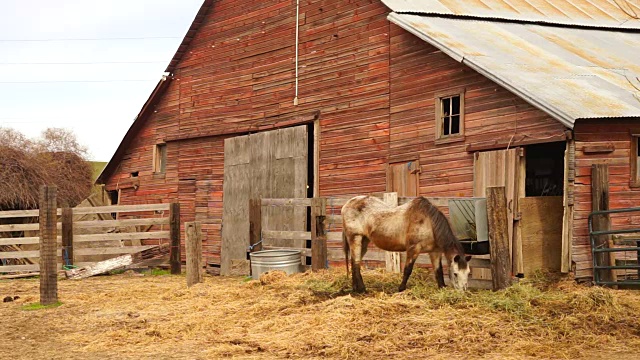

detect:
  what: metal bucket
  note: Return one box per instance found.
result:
[249,249,302,280]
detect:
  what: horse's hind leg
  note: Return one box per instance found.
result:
[350,234,366,293]
[399,245,421,292]
[429,252,445,288]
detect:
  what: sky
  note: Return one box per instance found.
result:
[0,0,204,161]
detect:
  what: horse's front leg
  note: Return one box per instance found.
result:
[399,245,421,292]
[350,235,366,293]
[429,252,445,288]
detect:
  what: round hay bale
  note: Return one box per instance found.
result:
[259,270,287,285]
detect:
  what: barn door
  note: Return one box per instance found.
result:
[221,126,308,275]
[387,160,420,197]
[473,148,525,275]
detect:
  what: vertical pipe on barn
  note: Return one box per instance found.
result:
[39,185,58,305]
[293,0,300,106]
[61,207,74,266]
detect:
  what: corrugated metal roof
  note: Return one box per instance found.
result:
[388,13,640,127]
[382,0,640,29]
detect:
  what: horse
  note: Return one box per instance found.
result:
[341,195,472,293]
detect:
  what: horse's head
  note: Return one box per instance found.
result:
[449,254,472,291]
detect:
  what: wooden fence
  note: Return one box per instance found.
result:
[0,202,180,274]
[249,193,496,289]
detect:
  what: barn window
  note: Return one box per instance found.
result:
[153,143,167,174]
[631,134,640,187]
[435,90,465,143]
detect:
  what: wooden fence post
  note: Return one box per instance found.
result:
[185,221,203,287]
[169,202,181,275]
[487,186,512,291]
[39,185,58,305]
[383,192,401,273]
[311,197,327,271]
[61,207,73,266]
[591,164,615,284]
[249,199,263,253]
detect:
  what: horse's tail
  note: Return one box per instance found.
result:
[342,230,350,278]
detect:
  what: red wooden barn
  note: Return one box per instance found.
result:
[97,0,640,282]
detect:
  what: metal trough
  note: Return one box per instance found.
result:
[249,249,303,280]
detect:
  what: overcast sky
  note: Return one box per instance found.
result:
[0,0,203,161]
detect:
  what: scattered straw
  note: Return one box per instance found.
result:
[1,268,639,359]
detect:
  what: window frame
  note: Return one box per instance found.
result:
[434,88,466,144]
[153,143,167,174]
[630,130,640,188]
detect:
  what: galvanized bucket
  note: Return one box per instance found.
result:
[249,249,302,280]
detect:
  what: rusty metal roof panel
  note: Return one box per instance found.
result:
[388,13,640,126]
[382,0,640,29]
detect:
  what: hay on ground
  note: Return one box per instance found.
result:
[1,268,639,359]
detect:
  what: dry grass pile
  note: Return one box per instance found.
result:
[0,127,92,210]
[1,268,639,360]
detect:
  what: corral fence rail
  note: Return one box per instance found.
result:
[0,202,180,274]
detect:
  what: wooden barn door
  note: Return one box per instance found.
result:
[473,148,525,276]
[221,126,308,276]
[387,160,420,197]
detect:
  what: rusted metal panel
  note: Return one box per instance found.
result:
[382,0,640,29]
[388,13,640,128]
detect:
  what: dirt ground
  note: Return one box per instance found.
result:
[1,268,639,360]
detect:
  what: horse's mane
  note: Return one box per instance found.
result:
[409,197,465,256]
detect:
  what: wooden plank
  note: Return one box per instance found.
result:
[170,202,181,275]
[327,214,343,224]
[39,185,58,305]
[73,231,170,242]
[0,223,41,232]
[62,208,73,266]
[591,164,614,284]
[260,198,312,207]
[0,264,40,272]
[0,272,40,279]
[74,246,158,256]
[487,186,512,290]
[65,244,169,280]
[561,140,574,273]
[0,250,62,259]
[72,203,170,215]
[383,192,401,273]
[311,197,327,271]
[0,209,41,219]
[249,199,263,252]
[221,134,251,276]
[520,197,563,276]
[0,237,43,246]
[73,217,169,229]
[262,230,312,240]
[186,222,203,287]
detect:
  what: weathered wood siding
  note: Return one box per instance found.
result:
[105,1,570,267]
[573,119,640,280]
[388,23,567,197]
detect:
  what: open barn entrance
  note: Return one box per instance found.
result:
[525,142,565,197]
[220,125,311,276]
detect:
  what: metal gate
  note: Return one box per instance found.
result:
[589,207,640,286]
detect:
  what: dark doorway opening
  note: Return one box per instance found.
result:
[305,122,315,266]
[525,142,565,197]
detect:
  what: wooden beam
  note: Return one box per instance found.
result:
[260,198,312,207]
[73,217,169,229]
[62,207,73,266]
[311,197,327,271]
[487,186,512,291]
[65,244,170,280]
[249,199,263,252]
[39,185,58,306]
[466,133,567,153]
[262,230,312,240]
[383,192,401,273]
[74,246,158,256]
[72,203,170,215]
[169,202,181,275]
[74,231,169,242]
[591,164,615,284]
[0,209,42,219]
[185,222,203,287]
